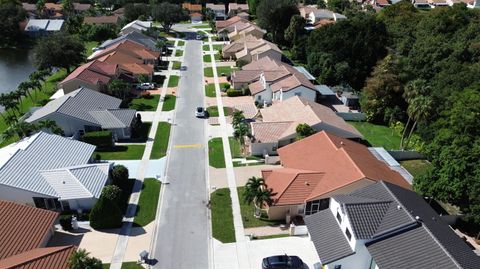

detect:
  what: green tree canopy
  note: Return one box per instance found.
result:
[151,2,188,33]
[256,0,299,45]
[68,249,102,269]
[0,1,26,47]
[33,34,85,73]
[296,123,316,140]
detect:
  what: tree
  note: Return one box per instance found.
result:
[317,0,326,8]
[101,185,122,204]
[64,14,84,35]
[256,0,299,45]
[361,54,406,124]
[243,176,266,205]
[112,165,129,191]
[68,249,102,269]
[38,119,64,135]
[83,23,117,42]
[403,95,432,150]
[89,195,123,229]
[123,3,150,22]
[296,123,316,140]
[232,110,249,145]
[61,0,74,18]
[284,15,307,47]
[151,2,188,33]
[107,79,130,100]
[327,0,350,13]
[0,1,27,47]
[36,0,46,18]
[248,0,260,15]
[33,34,86,73]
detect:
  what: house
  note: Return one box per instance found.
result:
[236,11,249,20]
[26,87,137,140]
[0,132,112,211]
[98,31,162,52]
[90,39,160,65]
[299,5,319,19]
[262,131,411,220]
[231,57,317,104]
[182,2,202,13]
[428,0,450,6]
[305,181,480,269]
[24,19,64,37]
[308,9,346,24]
[228,2,249,17]
[0,200,77,269]
[222,35,281,63]
[249,96,363,155]
[73,3,91,13]
[190,12,203,23]
[22,3,36,18]
[206,3,227,20]
[227,22,266,41]
[44,3,63,18]
[120,20,152,35]
[84,15,121,25]
[58,60,118,94]
[97,51,155,80]
[215,15,247,32]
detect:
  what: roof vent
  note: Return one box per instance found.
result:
[340,141,344,146]
[415,216,421,221]
[397,205,402,210]
[62,181,66,184]
[305,181,310,186]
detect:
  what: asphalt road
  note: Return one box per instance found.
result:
[151,29,210,269]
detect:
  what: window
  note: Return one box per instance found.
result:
[257,95,262,101]
[61,201,71,211]
[334,266,342,269]
[305,199,330,215]
[295,92,302,97]
[345,228,352,241]
[272,146,277,151]
[336,211,342,223]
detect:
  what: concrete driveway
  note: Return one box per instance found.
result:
[110,158,166,180]
[214,236,320,269]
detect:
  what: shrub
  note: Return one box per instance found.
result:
[112,165,129,191]
[242,87,250,95]
[59,216,73,231]
[89,196,123,229]
[81,131,113,148]
[226,89,244,97]
[140,91,153,99]
[101,185,122,203]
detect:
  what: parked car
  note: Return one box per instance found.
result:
[262,255,304,269]
[180,66,187,71]
[195,107,206,118]
[136,83,155,90]
[196,34,204,40]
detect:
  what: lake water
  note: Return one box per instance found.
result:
[0,49,37,111]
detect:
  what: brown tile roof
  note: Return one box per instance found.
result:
[260,96,362,138]
[232,70,262,83]
[61,60,117,86]
[84,15,120,25]
[73,3,91,11]
[215,16,246,30]
[277,131,411,191]
[248,80,265,95]
[190,12,203,17]
[228,3,249,11]
[251,121,295,143]
[120,63,153,75]
[45,3,62,11]
[97,51,143,65]
[263,168,326,205]
[182,3,202,12]
[0,201,58,260]
[0,246,75,269]
[90,40,159,62]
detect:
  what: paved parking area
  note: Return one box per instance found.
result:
[213,236,320,269]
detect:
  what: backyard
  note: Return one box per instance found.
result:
[128,95,160,111]
[84,41,99,56]
[168,75,179,87]
[210,188,235,243]
[150,122,171,159]
[133,178,161,227]
[348,121,401,150]
[94,145,146,160]
[162,94,176,111]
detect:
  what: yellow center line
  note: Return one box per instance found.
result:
[173,144,203,149]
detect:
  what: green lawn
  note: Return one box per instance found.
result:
[150,122,171,159]
[204,66,233,77]
[172,61,182,70]
[400,159,432,179]
[348,121,401,150]
[202,44,222,51]
[208,137,239,168]
[211,188,236,243]
[84,41,98,57]
[94,145,145,160]
[162,94,176,111]
[192,24,210,29]
[133,178,161,227]
[128,95,160,111]
[175,50,184,57]
[238,187,285,228]
[166,40,175,46]
[203,54,220,62]
[177,40,185,46]
[102,262,144,269]
[205,83,216,97]
[168,75,179,87]
[207,106,232,117]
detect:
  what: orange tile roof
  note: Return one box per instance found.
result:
[182,3,202,11]
[0,246,75,269]
[263,168,326,205]
[120,63,153,75]
[61,60,117,86]
[97,51,144,65]
[216,16,246,30]
[0,200,58,260]
[277,131,411,191]
[45,3,62,11]
[91,40,159,61]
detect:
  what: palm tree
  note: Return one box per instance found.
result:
[36,0,46,18]
[400,80,430,150]
[18,81,33,101]
[232,110,245,129]
[68,248,102,269]
[243,176,265,205]
[404,96,432,150]
[255,188,274,208]
[38,119,64,135]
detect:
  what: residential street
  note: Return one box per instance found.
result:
[150,30,210,269]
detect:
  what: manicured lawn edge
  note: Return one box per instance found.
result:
[172,61,182,70]
[208,138,226,168]
[150,122,171,159]
[162,94,176,111]
[238,187,284,228]
[94,145,146,160]
[168,75,179,87]
[205,83,216,97]
[211,188,235,243]
[128,95,160,111]
[348,121,401,150]
[133,178,161,227]
[175,50,183,57]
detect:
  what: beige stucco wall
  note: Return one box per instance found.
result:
[266,204,304,221]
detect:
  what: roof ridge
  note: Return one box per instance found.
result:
[271,170,303,203]
[2,246,75,268]
[65,167,94,197]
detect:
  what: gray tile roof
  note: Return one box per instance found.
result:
[99,31,162,52]
[26,87,135,129]
[319,181,480,269]
[305,210,355,264]
[0,132,96,197]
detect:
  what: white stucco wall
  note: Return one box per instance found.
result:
[66,197,97,211]
[28,112,95,137]
[273,86,316,102]
[61,78,100,94]
[0,184,54,207]
[250,141,278,156]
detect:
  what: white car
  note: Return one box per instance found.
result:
[195,107,206,118]
[136,83,155,90]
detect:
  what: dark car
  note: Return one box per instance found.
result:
[262,255,304,269]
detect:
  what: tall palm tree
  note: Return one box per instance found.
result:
[38,119,64,135]
[35,0,46,18]
[18,81,33,101]
[243,176,265,205]
[68,248,102,269]
[255,188,274,208]
[400,80,430,150]
[404,96,432,150]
